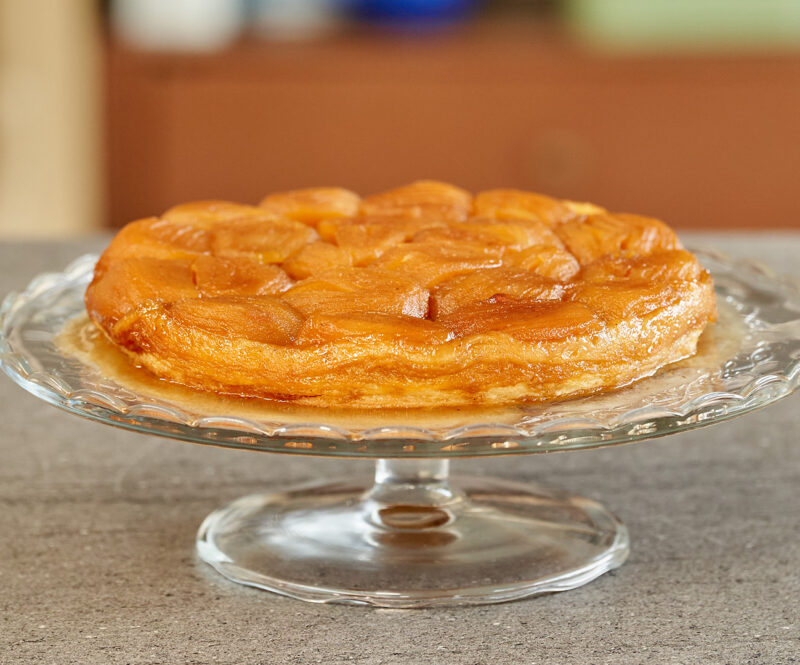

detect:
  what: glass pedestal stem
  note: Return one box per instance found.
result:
[367,459,462,510]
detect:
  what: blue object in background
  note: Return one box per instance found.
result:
[352,0,479,25]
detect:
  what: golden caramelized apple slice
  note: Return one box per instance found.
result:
[563,200,607,216]
[575,250,714,322]
[332,219,411,265]
[431,268,567,318]
[212,217,316,264]
[281,241,352,279]
[502,245,581,281]
[258,187,360,225]
[281,267,429,318]
[162,201,268,228]
[191,256,292,296]
[571,280,686,321]
[361,180,472,222]
[438,295,601,342]
[315,218,342,243]
[86,257,198,327]
[121,295,304,347]
[413,217,562,252]
[319,215,449,262]
[473,189,572,227]
[99,218,212,265]
[582,249,704,285]
[317,215,431,244]
[374,242,503,288]
[556,212,680,266]
[295,313,452,346]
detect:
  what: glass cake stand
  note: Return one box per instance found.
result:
[1,250,799,608]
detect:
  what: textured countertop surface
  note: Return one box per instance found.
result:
[1,233,799,665]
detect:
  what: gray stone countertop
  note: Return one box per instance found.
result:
[1,233,798,665]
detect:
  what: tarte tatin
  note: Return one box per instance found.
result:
[85,181,716,408]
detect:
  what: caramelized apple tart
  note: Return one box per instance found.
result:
[85,181,716,408]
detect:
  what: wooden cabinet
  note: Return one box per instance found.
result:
[106,26,800,228]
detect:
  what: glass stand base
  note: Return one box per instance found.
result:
[196,460,629,608]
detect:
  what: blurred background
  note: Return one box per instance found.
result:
[1,0,799,238]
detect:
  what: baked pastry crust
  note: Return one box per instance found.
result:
[85,182,716,408]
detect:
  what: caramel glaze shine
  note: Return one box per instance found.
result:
[85,181,717,408]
